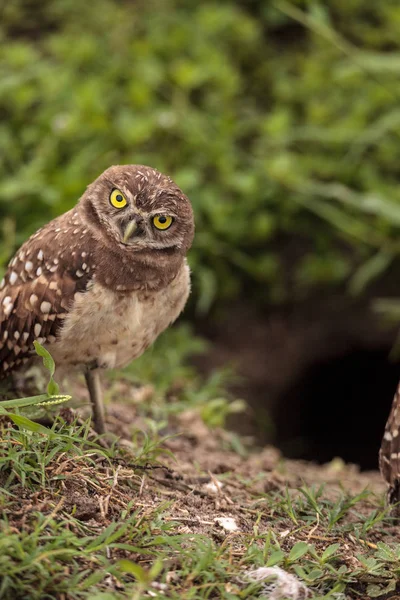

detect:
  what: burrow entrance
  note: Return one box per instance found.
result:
[275,348,399,470]
[196,301,400,471]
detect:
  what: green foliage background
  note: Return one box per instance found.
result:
[1,0,400,312]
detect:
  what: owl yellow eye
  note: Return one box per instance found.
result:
[153,215,173,230]
[110,189,128,209]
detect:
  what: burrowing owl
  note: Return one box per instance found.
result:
[380,381,400,505]
[0,165,194,432]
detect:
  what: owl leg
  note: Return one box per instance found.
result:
[84,368,106,434]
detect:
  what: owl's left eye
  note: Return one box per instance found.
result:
[153,215,173,230]
[110,189,128,209]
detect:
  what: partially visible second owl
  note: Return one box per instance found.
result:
[0,165,195,432]
[380,381,400,506]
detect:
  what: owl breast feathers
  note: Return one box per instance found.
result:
[0,165,194,376]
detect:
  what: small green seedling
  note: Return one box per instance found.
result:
[0,342,71,433]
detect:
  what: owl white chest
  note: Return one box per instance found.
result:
[50,261,190,370]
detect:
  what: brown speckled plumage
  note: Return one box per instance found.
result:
[380,381,400,506]
[0,165,194,431]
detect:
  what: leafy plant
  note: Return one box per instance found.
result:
[2,1,400,312]
[0,342,71,434]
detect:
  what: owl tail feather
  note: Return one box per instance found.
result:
[380,380,400,509]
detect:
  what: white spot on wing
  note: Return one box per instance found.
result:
[34,323,42,337]
[9,272,18,285]
[3,303,13,317]
[30,294,38,306]
[2,296,13,316]
[40,301,52,314]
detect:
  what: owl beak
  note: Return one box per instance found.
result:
[122,220,138,244]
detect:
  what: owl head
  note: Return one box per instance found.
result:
[80,165,194,256]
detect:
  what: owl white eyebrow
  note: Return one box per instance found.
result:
[149,210,178,218]
[110,185,130,196]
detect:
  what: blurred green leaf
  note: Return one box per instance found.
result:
[2,0,400,314]
[267,550,285,566]
[5,414,56,436]
[34,341,60,395]
[349,251,394,296]
[289,541,310,562]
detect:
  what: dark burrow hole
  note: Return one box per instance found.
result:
[275,349,400,470]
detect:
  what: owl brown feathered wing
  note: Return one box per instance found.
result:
[0,210,93,378]
[379,380,400,505]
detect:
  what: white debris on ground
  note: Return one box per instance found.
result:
[204,478,223,494]
[214,516,239,532]
[241,566,311,599]
[148,581,168,597]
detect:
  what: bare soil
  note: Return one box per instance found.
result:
[73,395,387,539]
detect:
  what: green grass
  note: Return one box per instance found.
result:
[0,322,398,599]
[0,332,399,598]
[1,390,400,598]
